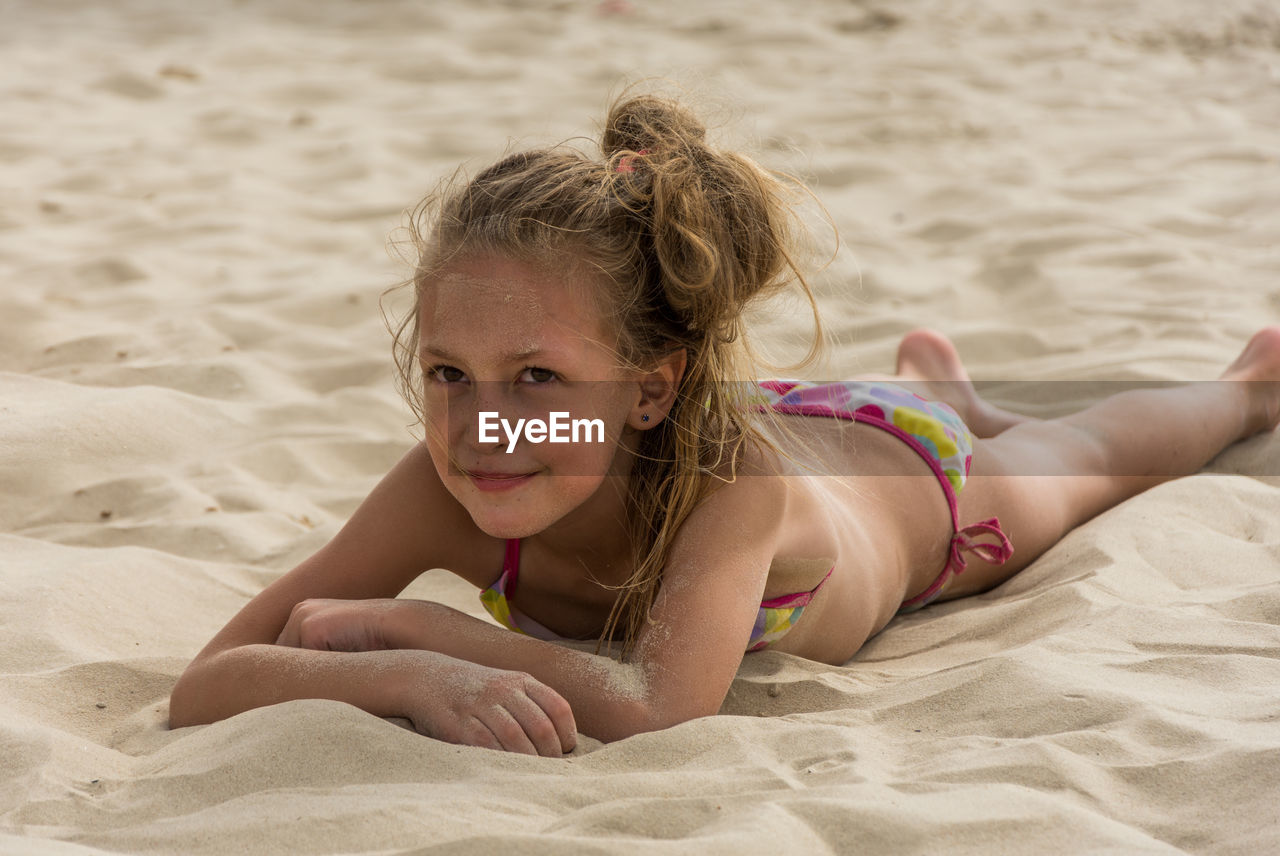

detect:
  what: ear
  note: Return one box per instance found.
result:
[627,348,687,431]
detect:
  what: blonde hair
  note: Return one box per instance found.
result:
[390,93,827,659]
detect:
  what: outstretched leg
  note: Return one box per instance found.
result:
[936,326,1280,599]
[856,328,1035,438]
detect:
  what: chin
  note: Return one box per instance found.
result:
[466,506,561,541]
[459,471,605,539]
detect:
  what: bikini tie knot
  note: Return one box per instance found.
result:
[949,517,1014,573]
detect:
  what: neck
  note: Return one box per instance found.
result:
[520,429,643,588]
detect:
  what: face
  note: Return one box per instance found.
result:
[416,253,644,538]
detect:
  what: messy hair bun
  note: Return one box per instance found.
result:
[602,95,798,348]
[393,91,826,659]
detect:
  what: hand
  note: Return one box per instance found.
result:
[275,598,403,652]
[399,656,578,757]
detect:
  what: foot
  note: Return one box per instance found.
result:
[1218,326,1280,436]
[889,329,1035,438]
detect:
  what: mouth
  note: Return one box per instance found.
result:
[466,469,538,492]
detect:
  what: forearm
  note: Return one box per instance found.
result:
[386,601,656,742]
[169,644,436,728]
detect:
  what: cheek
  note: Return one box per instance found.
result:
[418,402,465,479]
[422,433,454,487]
[420,407,451,455]
[529,388,631,469]
[421,390,469,440]
[528,424,616,477]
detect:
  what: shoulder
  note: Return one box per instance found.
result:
[665,438,789,577]
[288,439,505,595]
[337,442,497,584]
[701,431,791,516]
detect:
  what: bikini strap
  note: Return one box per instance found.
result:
[948,517,1014,573]
[502,538,522,591]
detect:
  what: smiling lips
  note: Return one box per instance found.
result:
[466,469,537,492]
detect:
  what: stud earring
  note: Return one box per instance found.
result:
[641,414,650,422]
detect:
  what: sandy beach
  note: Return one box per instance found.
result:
[3,0,1279,853]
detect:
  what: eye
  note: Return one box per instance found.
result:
[428,364,466,384]
[520,366,557,384]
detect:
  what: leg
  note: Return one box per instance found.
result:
[938,326,1280,598]
[854,328,1036,438]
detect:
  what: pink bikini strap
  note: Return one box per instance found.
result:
[948,517,1014,573]
[759,379,1015,604]
[502,539,522,590]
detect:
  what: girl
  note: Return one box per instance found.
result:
[169,94,1280,757]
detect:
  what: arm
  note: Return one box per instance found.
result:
[172,643,575,755]
[171,644,413,725]
[169,444,577,756]
[310,470,787,742]
[380,601,654,743]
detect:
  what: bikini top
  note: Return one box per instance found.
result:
[478,538,834,653]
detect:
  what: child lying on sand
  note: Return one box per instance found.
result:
[170,94,1280,756]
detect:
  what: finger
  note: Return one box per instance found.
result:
[275,613,301,647]
[458,716,503,752]
[505,694,566,758]
[522,680,577,754]
[478,706,539,756]
[408,714,499,751]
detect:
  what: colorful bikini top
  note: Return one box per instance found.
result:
[478,538,833,653]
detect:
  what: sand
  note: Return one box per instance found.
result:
[3,0,1280,853]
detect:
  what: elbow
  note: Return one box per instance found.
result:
[167,668,200,729]
[167,680,194,730]
[167,655,218,729]
[573,660,725,744]
[593,697,718,743]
